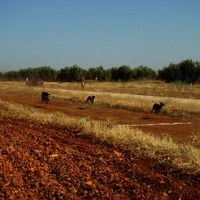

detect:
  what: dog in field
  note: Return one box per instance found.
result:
[41,92,50,104]
[151,102,164,114]
[86,95,95,108]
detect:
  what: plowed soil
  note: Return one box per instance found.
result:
[0,93,200,199]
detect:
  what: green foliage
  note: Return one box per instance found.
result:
[0,59,200,83]
[109,65,156,82]
[85,66,111,81]
[158,59,200,83]
[118,65,133,82]
[0,66,58,82]
[110,67,119,81]
[57,65,86,82]
[35,66,58,81]
[132,66,157,80]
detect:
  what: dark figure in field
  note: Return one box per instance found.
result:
[151,102,164,114]
[41,92,50,104]
[86,95,95,108]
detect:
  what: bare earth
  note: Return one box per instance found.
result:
[0,93,200,199]
[1,93,200,144]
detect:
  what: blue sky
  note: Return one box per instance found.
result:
[0,0,200,71]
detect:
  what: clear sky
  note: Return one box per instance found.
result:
[0,0,200,71]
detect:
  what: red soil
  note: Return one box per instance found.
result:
[1,93,200,144]
[0,93,200,199]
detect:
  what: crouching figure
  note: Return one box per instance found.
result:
[151,102,164,114]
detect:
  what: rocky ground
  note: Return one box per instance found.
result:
[0,116,200,199]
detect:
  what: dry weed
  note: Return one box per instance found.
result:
[0,99,200,172]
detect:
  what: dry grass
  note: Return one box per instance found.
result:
[46,80,200,99]
[1,81,200,118]
[2,80,200,98]
[1,81,200,172]
[0,99,200,172]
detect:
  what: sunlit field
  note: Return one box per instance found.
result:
[34,80,200,99]
[2,80,200,99]
[1,80,200,119]
[0,80,200,172]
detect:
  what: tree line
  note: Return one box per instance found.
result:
[0,59,200,83]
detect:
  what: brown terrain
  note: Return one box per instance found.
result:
[0,92,200,199]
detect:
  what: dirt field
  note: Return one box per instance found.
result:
[0,92,199,145]
[0,91,200,199]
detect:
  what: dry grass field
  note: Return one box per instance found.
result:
[0,80,200,199]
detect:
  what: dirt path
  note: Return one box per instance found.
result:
[0,93,199,144]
